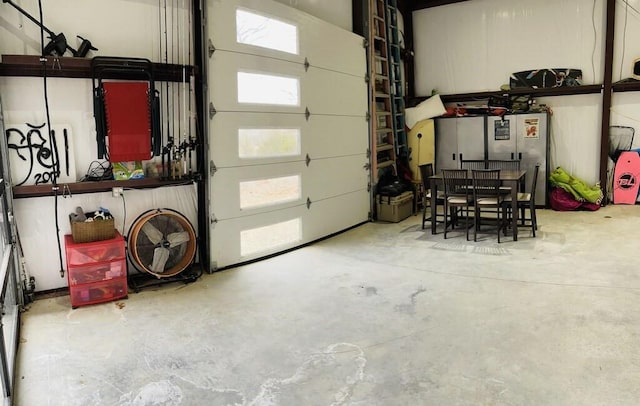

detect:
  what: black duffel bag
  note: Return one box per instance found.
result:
[377,177,413,204]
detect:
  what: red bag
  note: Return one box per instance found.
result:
[550,187,582,211]
[550,187,600,211]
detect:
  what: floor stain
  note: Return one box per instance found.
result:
[395,287,427,315]
[409,287,427,305]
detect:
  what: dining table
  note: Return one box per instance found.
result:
[429,169,527,241]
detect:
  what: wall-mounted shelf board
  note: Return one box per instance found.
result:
[612,81,640,92]
[0,55,194,82]
[410,84,604,105]
[13,178,195,199]
[432,85,602,103]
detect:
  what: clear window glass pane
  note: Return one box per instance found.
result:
[238,129,301,159]
[236,9,298,54]
[240,175,301,209]
[237,72,300,106]
[240,218,302,257]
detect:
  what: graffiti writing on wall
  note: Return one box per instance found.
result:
[5,123,76,186]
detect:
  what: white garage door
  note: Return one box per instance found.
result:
[208,0,369,268]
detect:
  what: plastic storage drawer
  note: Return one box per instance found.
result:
[67,259,126,286]
[64,232,125,266]
[69,277,128,308]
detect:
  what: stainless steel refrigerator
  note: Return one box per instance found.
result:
[486,113,549,206]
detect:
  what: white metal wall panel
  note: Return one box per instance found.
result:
[412,0,605,95]
[209,51,367,116]
[207,0,368,269]
[209,0,364,77]
[211,113,367,167]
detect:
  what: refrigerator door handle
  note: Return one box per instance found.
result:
[452,153,456,161]
[511,152,515,160]
[519,152,523,160]
[459,153,463,162]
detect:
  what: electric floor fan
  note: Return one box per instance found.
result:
[127,208,197,278]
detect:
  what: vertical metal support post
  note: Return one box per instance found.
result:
[352,0,366,37]
[192,0,211,271]
[599,0,615,205]
[399,0,415,101]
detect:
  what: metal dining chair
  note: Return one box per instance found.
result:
[471,169,506,242]
[441,169,473,240]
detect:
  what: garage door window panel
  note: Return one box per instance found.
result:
[240,218,302,257]
[237,72,300,106]
[236,8,298,55]
[240,175,301,209]
[238,128,301,159]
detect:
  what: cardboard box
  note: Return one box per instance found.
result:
[376,191,414,222]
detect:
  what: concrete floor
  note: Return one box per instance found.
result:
[14,206,640,405]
